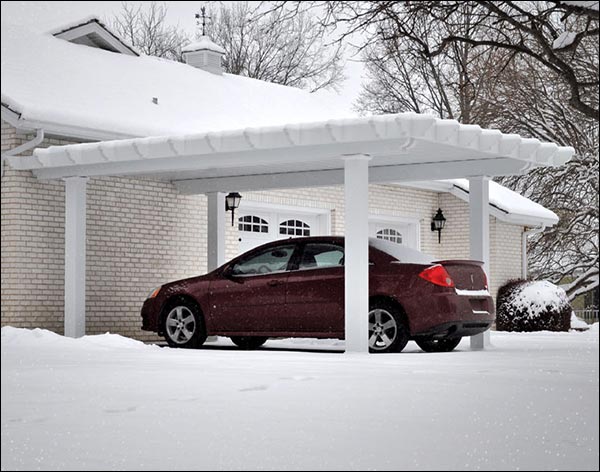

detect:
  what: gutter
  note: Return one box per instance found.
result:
[1,128,44,177]
[522,225,546,279]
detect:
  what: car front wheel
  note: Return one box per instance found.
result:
[415,337,462,353]
[163,302,206,348]
[368,304,409,353]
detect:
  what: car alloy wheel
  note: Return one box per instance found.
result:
[165,306,196,345]
[368,308,398,351]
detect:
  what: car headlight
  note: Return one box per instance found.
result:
[147,286,162,299]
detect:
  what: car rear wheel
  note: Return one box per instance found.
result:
[368,304,409,353]
[163,302,206,349]
[230,336,268,350]
[415,337,462,353]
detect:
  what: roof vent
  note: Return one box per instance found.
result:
[182,36,225,75]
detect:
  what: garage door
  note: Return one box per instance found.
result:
[237,203,328,254]
[369,218,419,250]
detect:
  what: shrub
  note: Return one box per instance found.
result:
[496,279,571,332]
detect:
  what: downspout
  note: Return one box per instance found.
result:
[522,225,546,279]
[1,129,44,177]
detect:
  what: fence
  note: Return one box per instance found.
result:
[574,308,599,324]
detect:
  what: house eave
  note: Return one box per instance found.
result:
[448,185,558,228]
[51,18,139,56]
[1,104,136,142]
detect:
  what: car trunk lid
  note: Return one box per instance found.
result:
[436,260,487,291]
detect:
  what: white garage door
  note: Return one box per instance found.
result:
[237,203,328,254]
[369,218,420,250]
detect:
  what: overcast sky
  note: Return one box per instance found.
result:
[1,1,365,114]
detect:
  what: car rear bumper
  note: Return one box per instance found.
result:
[404,289,495,337]
[412,320,493,339]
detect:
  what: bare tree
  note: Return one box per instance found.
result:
[204,2,345,92]
[490,56,599,300]
[110,2,189,62]
[265,1,599,119]
[356,2,507,125]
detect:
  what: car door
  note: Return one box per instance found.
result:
[285,242,345,336]
[209,243,297,334]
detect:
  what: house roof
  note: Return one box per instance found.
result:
[402,180,559,227]
[0,21,351,139]
[1,19,572,228]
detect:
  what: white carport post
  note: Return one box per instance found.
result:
[206,192,226,271]
[469,176,491,350]
[343,154,371,354]
[64,176,88,338]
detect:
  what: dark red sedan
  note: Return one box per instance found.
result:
[141,237,494,353]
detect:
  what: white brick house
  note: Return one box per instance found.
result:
[1,18,559,341]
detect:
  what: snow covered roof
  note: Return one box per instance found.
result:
[402,179,559,226]
[1,21,352,139]
[182,36,226,54]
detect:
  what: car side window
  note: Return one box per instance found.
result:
[230,245,296,276]
[299,243,344,270]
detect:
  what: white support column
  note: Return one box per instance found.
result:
[469,176,491,350]
[64,176,88,338]
[343,154,371,354]
[207,192,226,272]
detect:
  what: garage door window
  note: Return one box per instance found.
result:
[376,228,403,244]
[238,215,269,233]
[279,219,311,236]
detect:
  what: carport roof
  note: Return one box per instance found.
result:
[10,112,575,185]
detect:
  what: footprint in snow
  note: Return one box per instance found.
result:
[103,406,137,414]
[238,385,269,392]
[279,376,316,382]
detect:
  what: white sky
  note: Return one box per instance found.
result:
[1,1,365,113]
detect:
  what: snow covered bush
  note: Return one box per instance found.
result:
[496,279,571,332]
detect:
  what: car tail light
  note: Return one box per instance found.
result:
[419,264,455,288]
[483,272,489,290]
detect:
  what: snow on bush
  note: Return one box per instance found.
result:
[496,279,571,332]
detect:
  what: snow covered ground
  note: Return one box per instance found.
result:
[1,326,598,471]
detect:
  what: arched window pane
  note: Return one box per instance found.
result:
[279,219,310,237]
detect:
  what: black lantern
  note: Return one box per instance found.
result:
[431,208,446,244]
[225,192,242,226]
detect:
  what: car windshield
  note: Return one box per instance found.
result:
[369,237,434,264]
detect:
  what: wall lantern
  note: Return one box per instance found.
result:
[431,208,446,244]
[225,192,242,226]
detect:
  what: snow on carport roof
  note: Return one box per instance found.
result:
[11,112,575,183]
[0,22,351,138]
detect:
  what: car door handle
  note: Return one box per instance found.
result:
[267,280,282,287]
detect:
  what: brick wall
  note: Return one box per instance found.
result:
[439,192,523,297]
[2,119,525,340]
[1,121,208,341]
